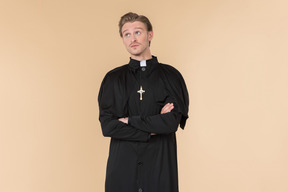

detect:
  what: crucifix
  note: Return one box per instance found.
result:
[137,86,145,101]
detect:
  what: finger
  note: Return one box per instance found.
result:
[163,103,172,110]
[161,106,168,113]
[164,103,173,109]
[161,104,170,113]
[165,105,174,112]
[162,103,170,109]
[161,104,174,114]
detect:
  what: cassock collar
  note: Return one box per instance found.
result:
[128,56,159,72]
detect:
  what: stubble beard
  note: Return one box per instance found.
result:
[129,44,150,58]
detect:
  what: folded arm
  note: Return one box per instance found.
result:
[119,103,181,135]
[100,111,150,142]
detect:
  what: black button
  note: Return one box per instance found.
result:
[138,162,143,166]
[141,67,146,71]
[138,188,143,192]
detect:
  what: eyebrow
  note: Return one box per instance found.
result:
[122,29,128,34]
[122,27,144,34]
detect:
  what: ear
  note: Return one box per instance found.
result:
[148,31,153,41]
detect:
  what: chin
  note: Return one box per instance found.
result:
[128,47,142,54]
[129,51,142,56]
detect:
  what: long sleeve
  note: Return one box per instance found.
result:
[128,102,181,135]
[159,64,189,129]
[99,112,150,141]
[98,73,150,142]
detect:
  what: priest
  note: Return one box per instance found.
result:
[98,12,189,192]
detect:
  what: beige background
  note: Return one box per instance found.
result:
[0,0,287,192]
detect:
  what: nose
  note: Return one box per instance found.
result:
[131,34,137,42]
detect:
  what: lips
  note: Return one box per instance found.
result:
[130,44,140,48]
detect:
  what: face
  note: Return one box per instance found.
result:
[121,21,153,59]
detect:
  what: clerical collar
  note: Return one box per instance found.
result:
[140,60,146,67]
[128,56,159,72]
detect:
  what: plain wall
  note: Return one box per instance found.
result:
[0,0,287,192]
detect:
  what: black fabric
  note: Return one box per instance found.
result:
[98,56,189,192]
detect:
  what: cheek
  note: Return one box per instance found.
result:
[140,36,148,44]
[123,39,129,46]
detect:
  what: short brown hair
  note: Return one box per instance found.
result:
[118,12,153,37]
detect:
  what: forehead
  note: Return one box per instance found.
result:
[122,21,147,33]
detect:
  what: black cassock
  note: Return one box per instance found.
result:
[98,56,189,192]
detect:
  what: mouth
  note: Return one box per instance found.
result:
[130,44,140,48]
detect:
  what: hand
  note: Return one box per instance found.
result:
[118,117,128,124]
[161,103,174,114]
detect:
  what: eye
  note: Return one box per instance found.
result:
[124,33,131,38]
[135,31,141,35]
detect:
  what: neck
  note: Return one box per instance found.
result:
[130,51,152,61]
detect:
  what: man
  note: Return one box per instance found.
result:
[98,12,189,192]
